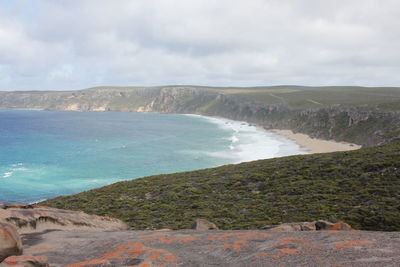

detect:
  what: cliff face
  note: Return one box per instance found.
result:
[0,87,160,111]
[138,87,400,146]
[1,86,399,146]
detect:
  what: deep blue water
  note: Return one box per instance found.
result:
[0,110,304,203]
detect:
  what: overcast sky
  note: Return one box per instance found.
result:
[1,0,400,91]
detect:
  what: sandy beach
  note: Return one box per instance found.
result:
[270,129,362,154]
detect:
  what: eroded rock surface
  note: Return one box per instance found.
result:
[0,255,49,267]
[21,229,400,267]
[0,203,128,234]
[0,222,23,262]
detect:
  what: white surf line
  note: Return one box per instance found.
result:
[184,114,306,163]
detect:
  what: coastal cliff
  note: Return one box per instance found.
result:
[1,86,399,146]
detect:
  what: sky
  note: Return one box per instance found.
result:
[0,0,400,91]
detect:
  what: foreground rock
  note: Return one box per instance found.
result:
[21,229,400,266]
[0,222,23,262]
[0,255,49,267]
[0,203,128,234]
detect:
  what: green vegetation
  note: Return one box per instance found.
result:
[42,142,400,231]
[211,86,400,110]
[2,85,400,111]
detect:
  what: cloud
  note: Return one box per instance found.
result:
[0,0,400,90]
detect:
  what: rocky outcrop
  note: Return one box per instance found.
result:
[266,221,317,231]
[329,222,353,230]
[0,222,23,262]
[314,220,353,230]
[0,255,49,267]
[267,221,352,231]
[20,228,400,266]
[0,203,394,267]
[191,219,219,230]
[0,203,128,234]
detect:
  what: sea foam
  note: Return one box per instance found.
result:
[185,114,307,163]
[2,172,13,178]
[1,163,29,178]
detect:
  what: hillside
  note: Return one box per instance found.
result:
[1,85,400,146]
[42,142,400,232]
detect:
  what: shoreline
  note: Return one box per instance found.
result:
[270,129,361,154]
[187,114,305,162]
[186,113,361,155]
[4,108,362,155]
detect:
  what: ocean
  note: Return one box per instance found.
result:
[0,110,306,203]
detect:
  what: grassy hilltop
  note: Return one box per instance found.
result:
[42,142,400,231]
[5,85,399,110]
[205,85,400,110]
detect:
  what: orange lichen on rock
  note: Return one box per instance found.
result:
[335,240,373,249]
[269,246,303,259]
[164,254,179,261]
[142,234,199,244]
[329,222,353,231]
[276,238,296,246]
[274,237,308,246]
[254,252,269,258]
[149,235,174,244]
[222,240,249,252]
[231,239,249,252]
[66,258,110,267]
[102,242,144,258]
[254,248,301,260]
[252,237,313,260]
[177,235,199,243]
[215,232,270,253]
[67,242,180,267]
[254,247,302,259]
[279,248,301,255]
[208,232,269,242]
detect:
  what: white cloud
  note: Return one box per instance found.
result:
[0,0,400,90]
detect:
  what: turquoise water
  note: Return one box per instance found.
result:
[0,110,305,203]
